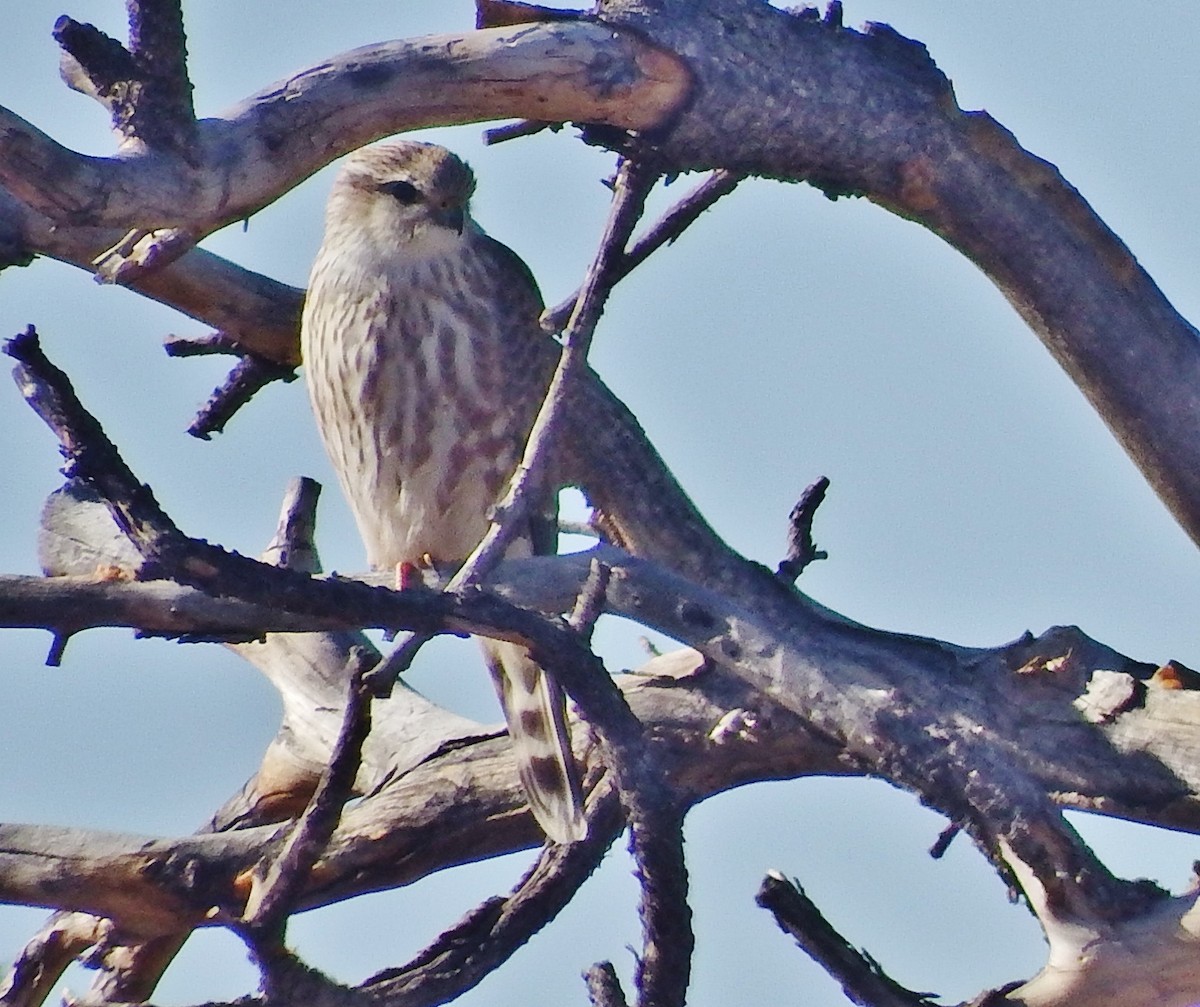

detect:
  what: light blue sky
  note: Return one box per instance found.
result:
[3,3,1200,1005]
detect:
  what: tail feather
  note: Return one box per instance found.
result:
[482,639,586,843]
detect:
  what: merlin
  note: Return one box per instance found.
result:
[300,141,586,844]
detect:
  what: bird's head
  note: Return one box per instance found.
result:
[326,141,478,253]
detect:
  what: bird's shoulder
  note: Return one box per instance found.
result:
[472,232,546,317]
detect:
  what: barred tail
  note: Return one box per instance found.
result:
[481,639,586,843]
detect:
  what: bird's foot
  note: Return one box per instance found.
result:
[394,553,439,590]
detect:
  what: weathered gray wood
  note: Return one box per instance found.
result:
[6,3,1200,1004]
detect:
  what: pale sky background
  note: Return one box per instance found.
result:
[3,3,1200,1005]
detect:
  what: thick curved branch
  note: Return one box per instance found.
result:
[590,0,1200,551]
[0,185,302,361]
[0,22,687,233]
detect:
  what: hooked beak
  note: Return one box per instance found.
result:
[435,205,465,234]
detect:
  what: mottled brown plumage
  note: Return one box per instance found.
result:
[300,141,585,843]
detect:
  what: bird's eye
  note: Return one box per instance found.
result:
[381,180,421,204]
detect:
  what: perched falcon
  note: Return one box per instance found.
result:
[300,141,586,843]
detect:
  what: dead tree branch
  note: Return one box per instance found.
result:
[6,3,1200,1005]
[0,22,686,234]
[777,476,830,583]
[240,656,373,943]
[181,352,297,439]
[453,153,661,587]
[584,962,630,1007]
[364,784,623,1005]
[541,168,746,334]
[756,871,937,1007]
[8,335,1200,1004]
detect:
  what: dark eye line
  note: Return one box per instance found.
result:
[380,179,421,204]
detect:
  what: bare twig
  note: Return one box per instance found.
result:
[458,153,660,581]
[185,354,298,439]
[51,17,138,107]
[365,782,623,1004]
[512,484,695,1007]
[259,477,322,573]
[63,4,199,282]
[241,652,374,942]
[628,805,691,1007]
[123,0,196,151]
[6,326,185,554]
[776,476,830,583]
[490,485,694,1007]
[584,962,630,1007]
[567,558,611,643]
[55,1,195,153]
[363,630,433,696]
[44,632,70,667]
[162,332,244,357]
[164,333,298,437]
[929,822,960,860]
[541,169,745,333]
[756,871,938,1007]
[483,119,555,145]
